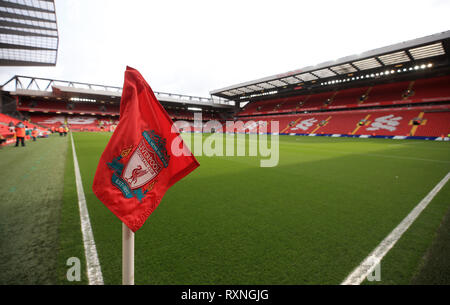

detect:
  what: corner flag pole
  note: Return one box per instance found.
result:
[122,223,135,285]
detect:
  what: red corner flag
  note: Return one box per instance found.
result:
[92,66,199,232]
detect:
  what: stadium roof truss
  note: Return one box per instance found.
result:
[0,0,59,66]
[210,31,450,101]
[1,75,234,109]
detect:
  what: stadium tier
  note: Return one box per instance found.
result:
[412,75,450,101]
[0,123,14,138]
[0,75,233,137]
[166,109,219,121]
[18,100,219,121]
[2,74,449,139]
[26,113,117,131]
[0,112,45,131]
[0,112,49,144]
[414,111,450,137]
[227,106,449,138]
[6,77,450,138]
[17,99,120,116]
[215,73,450,139]
[25,112,219,131]
[236,75,450,116]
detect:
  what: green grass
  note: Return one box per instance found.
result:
[363,182,450,285]
[56,135,88,285]
[412,194,450,285]
[1,132,448,284]
[67,133,450,285]
[0,134,68,284]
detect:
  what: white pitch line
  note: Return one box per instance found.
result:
[70,133,104,285]
[341,171,450,285]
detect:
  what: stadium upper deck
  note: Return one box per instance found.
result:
[0,75,235,121]
[210,31,450,106]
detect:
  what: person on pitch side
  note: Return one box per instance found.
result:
[0,134,6,148]
[15,122,26,147]
[31,127,38,141]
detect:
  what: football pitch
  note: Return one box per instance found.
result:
[1,132,450,285]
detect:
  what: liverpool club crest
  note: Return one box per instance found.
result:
[107,130,170,201]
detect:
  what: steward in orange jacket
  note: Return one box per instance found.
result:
[15,122,26,147]
[32,128,38,141]
[58,126,64,136]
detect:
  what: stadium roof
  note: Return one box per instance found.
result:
[1,75,234,109]
[210,31,450,101]
[0,0,59,66]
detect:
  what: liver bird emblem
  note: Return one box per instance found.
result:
[126,165,148,186]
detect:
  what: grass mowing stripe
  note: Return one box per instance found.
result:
[56,134,88,284]
[0,135,67,284]
[73,132,122,285]
[293,144,450,164]
[362,181,450,285]
[412,200,450,284]
[70,133,104,285]
[72,133,449,284]
[341,172,450,285]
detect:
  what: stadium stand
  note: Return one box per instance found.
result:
[225,73,450,138]
[0,113,49,145]
[2,33,450,141]
[236,75,450,117]
[0,123,14,138]
[352,109,421,136]
[226,105,450,138]
[411,75,450,102]
[328,87,370,109]
[27,113,116,132]
[17,99,120,116]
[413,111,450,137]
[276,96,308,113]
[360,80,411,106]
[0,113,43,130]
[0,74,232,142]
[2,73,449,139]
